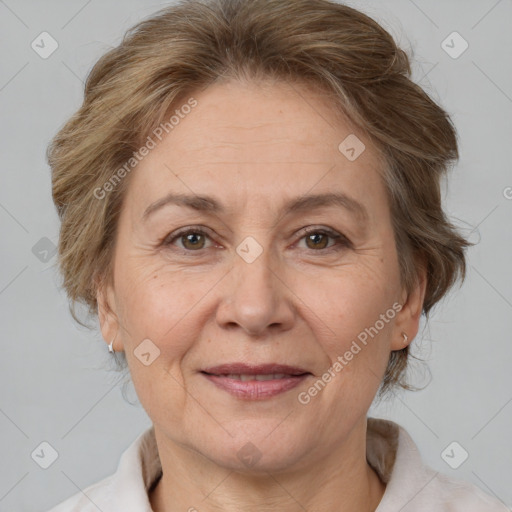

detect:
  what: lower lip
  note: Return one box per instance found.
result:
[202,373,310,400]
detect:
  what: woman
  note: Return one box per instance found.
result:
[45,0,507,510]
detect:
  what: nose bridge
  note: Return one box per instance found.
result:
[216,235,294,335]
[235,240,275,299]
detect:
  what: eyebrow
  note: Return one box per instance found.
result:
[142,191,368,223]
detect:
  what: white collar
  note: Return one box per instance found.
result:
[62,417,506,511]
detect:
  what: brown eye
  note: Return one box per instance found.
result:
[180,232,206,250]
[164,227,213,252]
[297,227,351,253]
[305,232,330,250]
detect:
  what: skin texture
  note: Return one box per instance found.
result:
[97,78,426,512]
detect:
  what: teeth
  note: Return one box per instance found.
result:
[224,373,288,381]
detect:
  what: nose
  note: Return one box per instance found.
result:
[215,245,296,337]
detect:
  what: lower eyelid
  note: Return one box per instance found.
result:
[165,233,350,254]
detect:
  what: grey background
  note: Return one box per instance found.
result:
[0,0,511,510]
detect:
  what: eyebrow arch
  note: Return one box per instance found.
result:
[142,191,368,223]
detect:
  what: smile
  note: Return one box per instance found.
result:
[201,372,310,400]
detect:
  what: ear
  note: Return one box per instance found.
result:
[96,274,123,352]
[390,264,427,351]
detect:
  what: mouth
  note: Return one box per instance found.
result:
[200,363,312,400]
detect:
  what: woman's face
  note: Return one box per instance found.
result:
[98,79,424,472]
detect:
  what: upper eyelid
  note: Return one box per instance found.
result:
[165,225,215,242]
[165,225,350,248]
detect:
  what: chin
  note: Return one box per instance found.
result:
[195,425,309,474]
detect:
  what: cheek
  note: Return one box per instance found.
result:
[302,265,398,415]
[115,257,187,332]
[295,256,399,362]
[116,266,198,416]
[115,260,220,375]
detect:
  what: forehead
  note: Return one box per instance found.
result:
[164,79,367,158]
[124,79,385,218]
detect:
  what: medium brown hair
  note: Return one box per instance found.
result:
[47,0,471,397]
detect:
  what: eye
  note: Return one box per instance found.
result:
[295,226,351,252]
[163,226,215,252]
[161,225,351,254]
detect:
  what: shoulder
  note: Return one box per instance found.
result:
[367,417,509,512]
[44,425,160,511]
[44,474,114,512]
[425,471,510,511]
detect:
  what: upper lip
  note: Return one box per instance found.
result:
[201,363,311,376]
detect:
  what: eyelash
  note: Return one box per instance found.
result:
[161,225,351,255]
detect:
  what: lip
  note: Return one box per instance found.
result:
[200,363,312,400]
[202,363,310,376]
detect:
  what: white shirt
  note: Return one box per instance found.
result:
[46,417,508,511]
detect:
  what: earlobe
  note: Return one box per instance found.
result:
[391,266,427,351]
[96,276,122,351]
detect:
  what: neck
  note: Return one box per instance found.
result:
[149,418,385,512]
